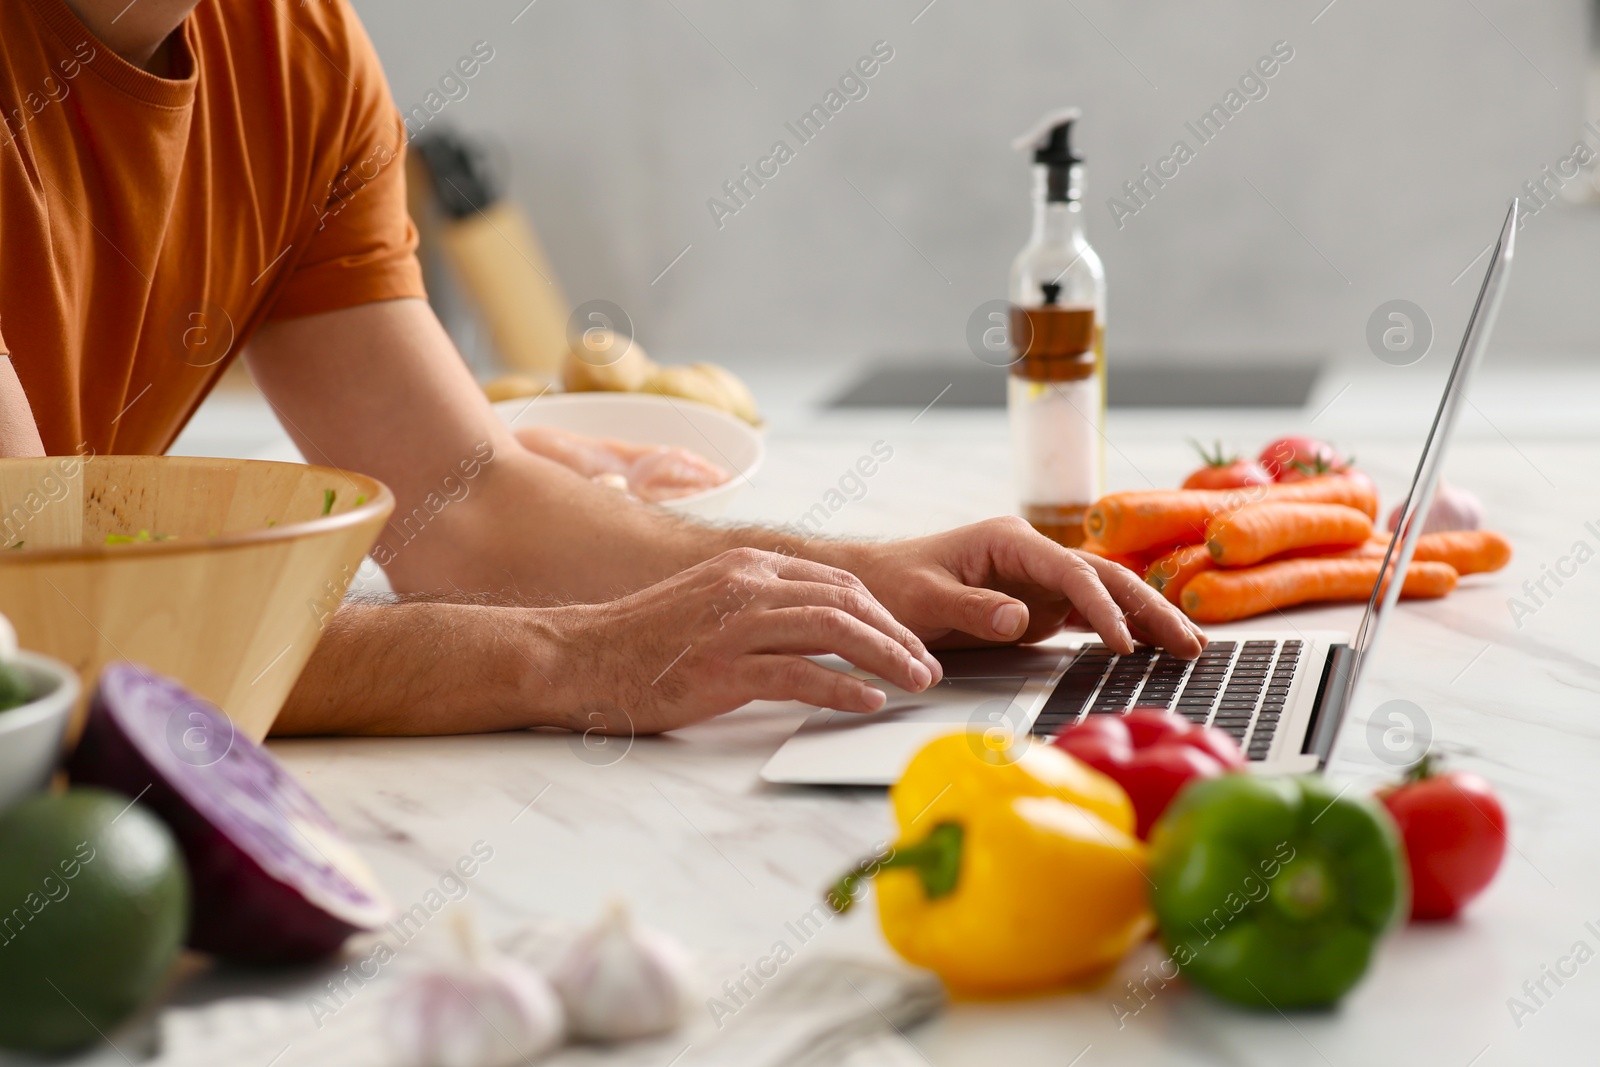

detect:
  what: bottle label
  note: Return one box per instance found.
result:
[1009,373,1102,507]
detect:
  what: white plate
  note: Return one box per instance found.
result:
[492,393,765,517]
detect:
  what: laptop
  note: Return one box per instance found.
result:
[762,200,1518,786]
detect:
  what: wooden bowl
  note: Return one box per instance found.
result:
[0,456,393,741]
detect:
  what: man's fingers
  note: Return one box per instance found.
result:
[759,580,942,681]
[721,547,871,593]
[741,607,933,693]
[998,539,1137,654]
[1080,553,1206,659]
[921,575,1031,642]
[740,655,889,713]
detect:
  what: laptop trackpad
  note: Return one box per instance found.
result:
[758,675,1032,786]
[807,676,1027,728]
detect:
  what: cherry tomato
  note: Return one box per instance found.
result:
[1053,710,1244,839]
[1337,467,1378,499]
[1379,757,1508,921]
[1182,441,1273,490]
[1259,436,1344,482]
[1183,460,1272,491]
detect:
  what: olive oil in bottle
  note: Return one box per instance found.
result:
[1008,108,1106,548]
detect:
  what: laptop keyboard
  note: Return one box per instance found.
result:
[1029,640,1303,761]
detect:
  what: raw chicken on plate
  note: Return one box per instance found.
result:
[513,426,731,503]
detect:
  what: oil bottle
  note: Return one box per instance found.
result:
[1008,108,1105,548]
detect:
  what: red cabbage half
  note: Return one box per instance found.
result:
[67,663,393,964]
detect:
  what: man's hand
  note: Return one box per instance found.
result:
[545,548,942,735]
[275,548,943,738]
[822,516,1207,658]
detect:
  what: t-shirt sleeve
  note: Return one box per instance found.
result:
[267,11,425,321]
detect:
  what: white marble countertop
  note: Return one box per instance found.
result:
[67,360,1600,1066]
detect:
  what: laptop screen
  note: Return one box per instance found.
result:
[1339,200,1519,715]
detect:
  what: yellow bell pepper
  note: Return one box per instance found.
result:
[830,733,1153,996]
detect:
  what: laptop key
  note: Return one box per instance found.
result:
[1032,654,1113,724]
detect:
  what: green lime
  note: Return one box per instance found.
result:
[0,788,189,1054]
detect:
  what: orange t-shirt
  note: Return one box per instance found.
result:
[0,0,426,456]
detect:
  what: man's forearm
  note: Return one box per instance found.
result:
[390,447,858,603]
[272,600,573,736]
[0,357,44,458]
[243,300,845,604]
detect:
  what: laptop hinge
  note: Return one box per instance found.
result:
[1302,643,1354,767]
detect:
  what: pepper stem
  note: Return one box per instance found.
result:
[826,823,965,914]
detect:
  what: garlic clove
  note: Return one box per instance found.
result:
[386,912,566,1067]
[549,900,695,1043]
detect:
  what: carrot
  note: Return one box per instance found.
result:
[1077,538,1154,573]
[1345,530,1513,574]
[1262,475,1380,519]
[1417,530,1513,573]
[1345,536,1393,559]
[1084,475,1379,554]
[1179,558,1458,623]
[1145,544,1215,605]
[1205,502,1373,568]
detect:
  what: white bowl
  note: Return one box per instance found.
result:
[493,393,765,518]
[0,651,81,815]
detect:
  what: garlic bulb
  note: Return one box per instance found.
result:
[386,912,565,1067]
[549,900,694,1042]
[1387,479,1484,535]
[0,611,16,661]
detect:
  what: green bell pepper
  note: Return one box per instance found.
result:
[1147,774,1408,1009]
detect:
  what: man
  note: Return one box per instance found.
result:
[0,0,1204,736]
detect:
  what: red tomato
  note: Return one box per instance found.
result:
[1183,460,1272,491]
[1053,710,1243,839]
[1182,441,1272,490]
[1259,436,1344,482]
[1338,467,1378,499]
[1379,761,1508,921]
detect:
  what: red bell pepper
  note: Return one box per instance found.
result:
[1052,710,1244,839]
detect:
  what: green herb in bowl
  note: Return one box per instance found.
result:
[0,661,32,712]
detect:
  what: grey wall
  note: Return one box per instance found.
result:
[355,0,1600,370]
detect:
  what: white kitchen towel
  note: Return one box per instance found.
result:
[149,921,943,1067]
